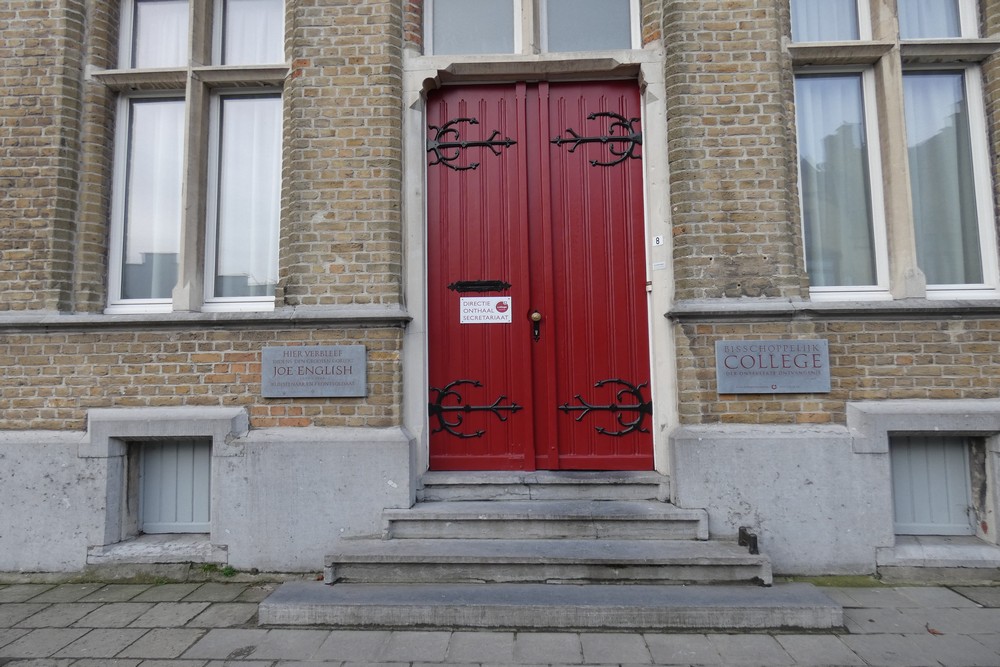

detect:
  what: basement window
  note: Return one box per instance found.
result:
[890,435,977,535]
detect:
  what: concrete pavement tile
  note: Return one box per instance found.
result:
[118,628,206,659]
[954,586,1000,607]
[14,603,100,628]
[51,628,148,658]
[0,628,89,657]
[182,583,247,602]
[896,586,982,608]
[643,633,722,665]
[248,629,330,660]
[341,663,409,667]
[970,632,1000,652]
[186,602,258,628]
[0,660,74,666]
[74,602,156,627]
[203,662,275,667]
[181,628,269,659]
[79,584,152,603]
[814,587,864,607]
[898,606,1000,634]
[235,583,280,603]
[132,584,203,603]
[376,630,452,662]
[707,635,794,666]
[774,634,865,666]
[276,662,345,667]
[0,585,54,603]
[834,587,917,608]
[0,628,29,649]
[130,602,211,628]
[513,632,583,664]
[29,584,104,603]
[138,661,210,666]
[902,632,1000,667]
[446,631,515,663]
[579,633,652,664]
[72,660,142,666]
[841,634,940,666]
[313,629,391,661]
[0,603,49,626]
[843,607,932,634]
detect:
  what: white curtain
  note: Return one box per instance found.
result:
[545,0,632,52]
[222,0,284,65]
[904,72,982,285]
[122,99,184,299]
[213,95,282,297]
[132,0,188,68]
[431,0,514,55]
[790,0,859,42]
[899,0,961,39]
[795,74,878,287]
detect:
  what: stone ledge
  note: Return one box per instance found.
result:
[0,305,411,333]
[668,298,1000,322]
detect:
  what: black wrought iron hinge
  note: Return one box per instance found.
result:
[558,379,652,437]
[551,111,642,167]
[428,117,516,171]
[429,379,522,439]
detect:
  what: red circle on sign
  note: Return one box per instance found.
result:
[496,301,509,313]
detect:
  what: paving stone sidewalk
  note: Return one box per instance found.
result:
[0,581,997,666]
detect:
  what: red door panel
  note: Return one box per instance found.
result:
[428,81,652,471]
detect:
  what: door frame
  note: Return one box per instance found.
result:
[401,50,676,475]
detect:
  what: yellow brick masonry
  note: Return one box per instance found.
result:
[676,319,1000,426]
[0,327,403,430]
[0,0,87,312]
[664,0,803,301]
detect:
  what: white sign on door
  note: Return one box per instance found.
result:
[460,297,512,324]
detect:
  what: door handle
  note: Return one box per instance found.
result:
[530,311,542,342]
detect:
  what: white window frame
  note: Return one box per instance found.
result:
[211,0,286,66]
[795,67,891,301]
[898,0,979,40]
[789,0,872,43]
[424,0,640,55]
[118,0,190,69]
[202,88,283,312]
[908,64,1000,299]
[107,93,186,315]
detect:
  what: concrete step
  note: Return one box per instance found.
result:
[418,470,670,502]
[259,581,842,631]
[383,500,708,540]
[324,538,772,585]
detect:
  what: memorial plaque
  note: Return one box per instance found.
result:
[715,339,830,394]
[262,345,367,398]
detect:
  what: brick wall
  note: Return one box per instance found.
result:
[675,318,1000,425]
[281,0,405,307]
[0,0,87,312]
[663,0,804,300]
[0,326,404,431]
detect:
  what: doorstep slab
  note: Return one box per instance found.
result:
[258,581,841,631]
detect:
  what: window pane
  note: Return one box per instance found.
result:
[430,0,514,55]
[132,0,188,68]
[212,95,282,298]
[795,74,878,287]
[904,72,983,285]
[121,99,184,300]
[222,0,284,65]
[899,0,962,39]
[545,0,632,52]
[790,0,860,42]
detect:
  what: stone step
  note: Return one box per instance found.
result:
[259,581,842,631]
[383,500,708,540]
[324,538,772,585]
[418,470,670,502]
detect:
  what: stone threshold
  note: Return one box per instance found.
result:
[87,533,227,566]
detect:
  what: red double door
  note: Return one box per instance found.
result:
[427,81,652,471]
